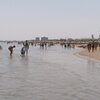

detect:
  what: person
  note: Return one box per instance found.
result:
[8,45,16,56]
[23,40,29,55]
[0,45,2,49]
[91,42,95,52]
[87,42,91,52]
[64,44,66,48]
[21,46,25,56]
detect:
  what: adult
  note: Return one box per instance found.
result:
[8,45,16,56]
[87,42,91,52]
[91,42,95,52]
[23,40,29,55]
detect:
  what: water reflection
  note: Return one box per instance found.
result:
[20,55,29,66]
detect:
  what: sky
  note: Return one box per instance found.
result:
[0,0,100,40]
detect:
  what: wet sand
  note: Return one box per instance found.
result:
[79,47,100,61]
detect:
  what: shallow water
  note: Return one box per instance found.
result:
[0,43,100,100]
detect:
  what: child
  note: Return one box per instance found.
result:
[21,46,25,56]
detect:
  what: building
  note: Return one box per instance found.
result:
[35,37,40,42]
[41,37,48,42]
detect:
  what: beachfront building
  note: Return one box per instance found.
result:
[35,37,40,42]
[41,37,48,42]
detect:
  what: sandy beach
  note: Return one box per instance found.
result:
[79,47,100,60]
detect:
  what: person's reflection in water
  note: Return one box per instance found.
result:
[9,55,13,59]
[8,54,15,65]
[8,57,13,67]
[21,55,29,66]
[7,57,15,79]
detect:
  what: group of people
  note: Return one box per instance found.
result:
[8,40,29,56]
[87,41,99,52]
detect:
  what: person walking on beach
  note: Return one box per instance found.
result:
[87,42,91,52]
[23,40,29,55]
[91,42,95,52]
[8,45,16,56]
[94,42,98,51]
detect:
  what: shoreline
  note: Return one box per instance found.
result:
[78,47,100,61]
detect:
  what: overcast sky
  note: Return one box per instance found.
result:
[0,0,100,40]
